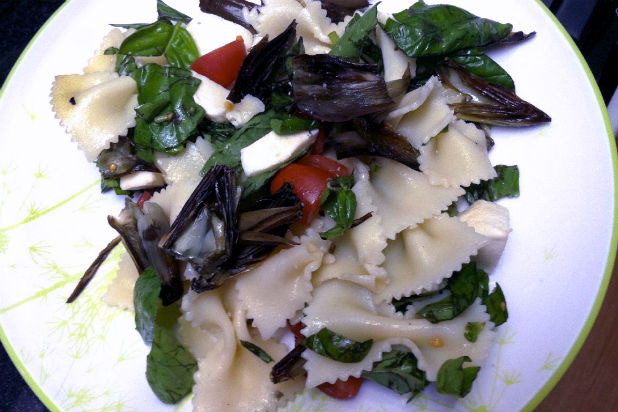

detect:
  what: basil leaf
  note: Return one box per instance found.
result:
[133,268,161,344]
[104,47,119,55]
[465,165,519,203]
[157,0,192,23]
[452,49,515,90]
[383,0,512,57]
[116,54,138,77]
[302,328,373,363]
[240,340,273,363]
[199,119,236,144]
[436,356,480,397]
[464,322,485,342]
[101,178,130,195]
[201,110,281,175]
[329,5,378,58]
[485,284,508,326]
[362,350,429,399]
[391,290,440,313]
[320,175,357,239]
[416,262,489,323]
[165,23,199,69]
[270,115,320,135]
[119,21,174,56]
[133,64,204,161]
[146,324,198,404]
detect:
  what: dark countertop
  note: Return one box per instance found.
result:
[1,1,617,412]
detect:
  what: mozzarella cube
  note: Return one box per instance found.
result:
[192,72,230,122]
[119,171,165,191]
[241,130,317,177]
[226,95,266,127]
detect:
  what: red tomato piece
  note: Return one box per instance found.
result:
[287,320,305,346]
[271,163,332,225]
[318,377,363,399]
[190,36,246,88]
[298,155,349,178]
[137,191,152,209]
[309,127,327,155]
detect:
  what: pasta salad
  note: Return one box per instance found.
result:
[51,0,550,411]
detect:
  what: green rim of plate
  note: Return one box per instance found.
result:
[0,1,616,412]
[521,2,618,410]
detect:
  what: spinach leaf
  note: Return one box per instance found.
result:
[133,267,162,344]
[383,0,512,57]
[157,0,192,23]
[329,5,378,59]
[201,110,281,175]
[464,165,519,203]
[416,262,489,323]
[302,328,373,363]
[436,356,480,397]
[240,340,273,363]
[270,115,320,135]
[362,350,429,399]
[199,119,236,144]
[452,49,514,90]
[146,324,198,404]
[133,64,204,161]
[464,322,485,342]
[101,178,130,195]
[165,24,200,69]
[485,284,508,326]
[320,175,357,239]
[119,21,175,57]
[391,290,441,314]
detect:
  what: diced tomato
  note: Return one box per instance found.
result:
[298,155,350,178]
[137,191,152,208]
[287,320,305,346]
[318,377,364,399]
[309,127,327,155]
[190,36,246,88]
[271,164,332,225]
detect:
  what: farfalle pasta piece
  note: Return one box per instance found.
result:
[360,157,464,239]
[377,214,489,302]
[302,279,495,384]
[386,76,458,149]
[244,0,349,54]
[102,250,139,310]
[51,71,138,161]
[179,288,303,412]
[419,119,497,187]
[235,227,330,340]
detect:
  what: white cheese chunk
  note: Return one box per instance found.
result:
[119,171,165,191]
[226,95,266,127]
[192,72,230,122]
[240,130,317,177]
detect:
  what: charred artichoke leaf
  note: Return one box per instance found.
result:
[320,0,369,23]
[228,21,297,103]
[271,345,307,384]
[97,137,139,179]
[334,118,420,169]
[199,0,259,34]
[108,198,151,273]
[239,231,299,246]
[292,54,393,122]
[444,58,551,126]
[67,236,122,303]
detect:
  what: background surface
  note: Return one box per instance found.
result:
[0,0,617,411]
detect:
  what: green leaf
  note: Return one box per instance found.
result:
[240,340,274,363]
[270,115,320,135]
[146,324,198,404]
[133,268,162,344]
[329,5,378,58]
[452,49,515,90]
[465,165,519,203]
[132,64,204,161]
[383,0,512,57]
[362,350,429,399]
[157,0,192,23]
[101,178,130,195]
[165,23,199,69]
[104,46,119,55]
[302,328,373,363]
[115,54,138,77]
[464,322,485,342]
[436,356,480,397]
[320,175,357,239]
[484,284,508,326]
[119,21,174,56]
[415,262,489,323]
[200,110,282,175]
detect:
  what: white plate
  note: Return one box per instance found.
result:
[0,1,615,411]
